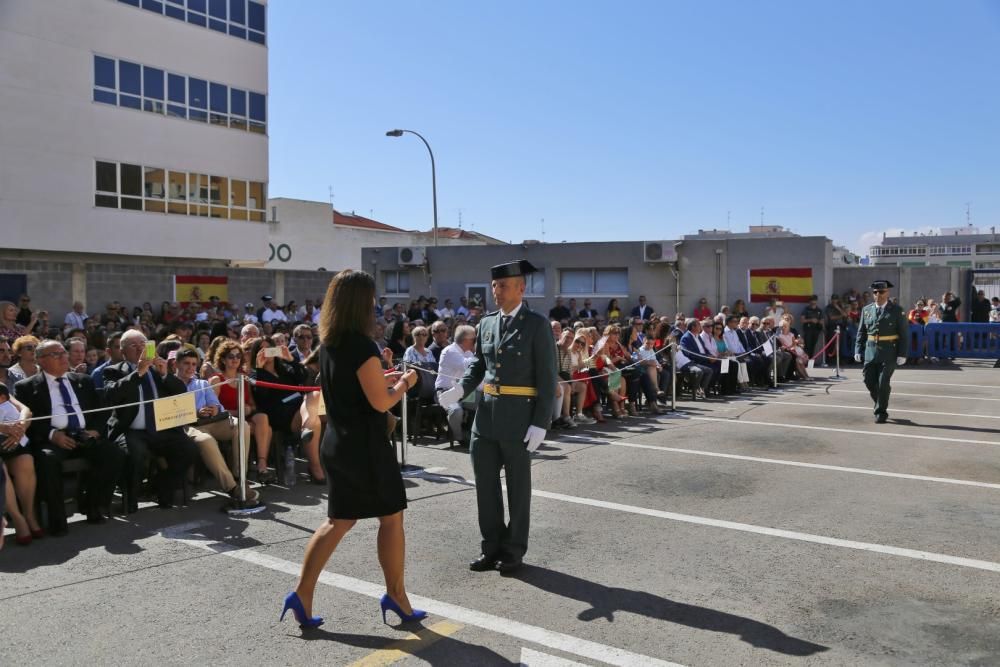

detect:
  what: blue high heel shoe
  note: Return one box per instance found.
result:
[380,593,428,624]
[280,591,324,629]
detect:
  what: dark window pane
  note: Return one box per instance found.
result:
[209,19,226,33]
[167,73,185,103]
[229,88,246,116]
[187,11,206,26]
[121,198,143,211]
[95,194,118,208]
[121,164,142,196]
[93,89,117,105]
[229,0,245,24]
[229,25,246,39]
[119,0,140,6]
[167,104,186,118]
[247,30,265,45]
[189,108,208,123]
[94,56,116,89]
[210,82,227,113]
[188,0,206,11]
[119,61,141,95]
[248,92,265,121]
[120,95,141,110]
[143,67,164,99]
[189,78,207,109]
[142,0,163,12]
[96,161,117,192]
[247,0,264,31]
[209,0,226,19]
[165,4,184,19]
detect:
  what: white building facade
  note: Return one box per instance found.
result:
[869,227,1000,268]
[0,0,270,264]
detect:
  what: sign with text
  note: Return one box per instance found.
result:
[153,392,198,431]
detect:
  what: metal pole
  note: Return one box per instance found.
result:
[835,325,841,379]
[237,374,247,503]
[670,342,677,411]
[401,361,409,468]
[403,130,437,248]
[772,333,778,388]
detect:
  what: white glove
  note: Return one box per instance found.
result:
[896,357,906,366]
[438,385,463,407]
[523,425,546,453]
[854,353,861,363]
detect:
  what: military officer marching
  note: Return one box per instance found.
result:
[439,260,557,574]
[854,280,910,423]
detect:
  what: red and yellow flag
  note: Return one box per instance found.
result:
[748,268,813,303]
[174,275,229,306]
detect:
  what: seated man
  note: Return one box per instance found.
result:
[173,349,258,506]
[760,316,793,381]
[102,330,198,511]
[678,319,716,398]
[14,340,125,534]
[435,324,477,442]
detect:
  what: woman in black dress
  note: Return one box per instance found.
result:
[282,270,424,629]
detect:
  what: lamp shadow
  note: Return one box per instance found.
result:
[509,565,827,657]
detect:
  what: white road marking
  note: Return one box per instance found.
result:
[891,379,1000,389]
[520,647,589,666]
[163,523,682,667]
[547,437,1000,490]
[734,400,1000,421]
[830,389,1000,403]
[528,489,1000,574]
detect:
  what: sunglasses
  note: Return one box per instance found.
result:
[19,345,36,351]
[225,352,242,360]
[872,289,886,294]
[294,334,312,340]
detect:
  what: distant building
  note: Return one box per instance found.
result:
[869,226,1000,268]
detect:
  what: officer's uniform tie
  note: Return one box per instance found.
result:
[500,315,512,337]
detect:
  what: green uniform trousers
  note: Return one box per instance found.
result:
[862,342,897,418]
[469,431,531,560]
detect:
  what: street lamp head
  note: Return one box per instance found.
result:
[385,129,404,137]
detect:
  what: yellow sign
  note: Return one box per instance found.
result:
[317,394,326,416]
[153,393,198,431]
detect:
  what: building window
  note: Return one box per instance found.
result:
[116,0,266,46]
[525,270,545,296]
[93,55,266,134]
[94,160,265,221]
[384,271,410,296]
[559,268,628,295]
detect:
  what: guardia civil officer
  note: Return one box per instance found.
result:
[854,280,909,423]
[439,260,557,573]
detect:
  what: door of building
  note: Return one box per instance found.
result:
[0,274,27,303]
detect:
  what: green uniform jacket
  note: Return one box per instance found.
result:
[855,301,910,361]
[459,303,558,442]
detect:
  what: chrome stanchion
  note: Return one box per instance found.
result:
[772,334,778,388]
[400,361,409,468]
[237,375,247,503]
[670,342,677,412]
[834,326,842,379]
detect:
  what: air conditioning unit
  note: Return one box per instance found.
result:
[398,247,426,266]
[643,241,678,263]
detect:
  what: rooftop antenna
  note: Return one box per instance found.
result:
[328,186,335,211]
[966,202,971,225]
[457,208,463,229]
[727,210,731,230]
[760,206,765,225]
[370,209,374,218]
[541,217,545,242]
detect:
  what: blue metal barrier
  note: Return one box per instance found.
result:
[924,323,1000,359]
[908,326,925,358]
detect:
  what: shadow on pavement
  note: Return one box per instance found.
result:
[510,565,828,657]
[891,418,1000,435]
[297,626,515,665]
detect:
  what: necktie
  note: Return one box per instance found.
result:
[500,315,512,337]
[57,377,82,431]
[143,372,157,433]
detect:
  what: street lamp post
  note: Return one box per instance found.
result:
[386,129,438,247]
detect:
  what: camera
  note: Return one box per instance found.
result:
[67,430,98,447]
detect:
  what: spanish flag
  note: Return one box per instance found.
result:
[174,275,229,306]
[748,268,813,303]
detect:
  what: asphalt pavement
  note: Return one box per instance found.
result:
[3,359,1000,666]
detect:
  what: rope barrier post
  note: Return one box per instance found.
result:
[772,334,778,388]
[236,374,247,504]
[670,342,677,412]
[400,361,408,469]
[835,326,842,379]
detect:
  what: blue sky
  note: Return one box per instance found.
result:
[267,1,1000,255]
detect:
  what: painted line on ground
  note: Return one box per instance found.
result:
[892,379,1000,389]
[830,389,1000,403]
[548,436,1000,490]
[732,400,1000,421]
[347,620,463,667]
[163,523,682,667]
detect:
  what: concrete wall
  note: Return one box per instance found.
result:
[832,266,965,309]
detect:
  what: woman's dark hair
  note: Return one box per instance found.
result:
[319,270,376,346]
[608,298,619,311]
[387,319,408,344]
[245,336,273,371]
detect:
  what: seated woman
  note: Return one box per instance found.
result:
[299,348,325,484]
[599,325,632,418]
[712,321,739,394]
[385,320,410,362]
[247,337,309,483]
[210,339,273,484]
[0,387,42,545]
[7,335,40,389]
[606,299,622,324]
[570,335,601,423]
[778,316,809,380]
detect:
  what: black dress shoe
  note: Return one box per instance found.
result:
[469,554,499,572]
[86,513,108,525]
[875,413,888,424]
[497,557,523,574]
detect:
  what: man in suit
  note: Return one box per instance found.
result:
[577,299,598,320]
[102,329,198,510]
[630,295,653,321]
[14,339,125,534]
[439,260,557,574]
[854,280,909,423]
[678,319,716,397]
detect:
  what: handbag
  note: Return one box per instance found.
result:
[737,362,750,384]
[195,410,231,427]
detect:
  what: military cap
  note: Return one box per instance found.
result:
[869,280,894,290]
[490,259,538,280]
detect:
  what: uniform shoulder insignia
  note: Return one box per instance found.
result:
[484,310,500,318]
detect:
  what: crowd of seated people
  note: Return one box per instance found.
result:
[3,285,964,544]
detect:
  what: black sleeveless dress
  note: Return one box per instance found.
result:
[320,332,406,519]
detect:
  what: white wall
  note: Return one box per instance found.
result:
[0,0,269,262]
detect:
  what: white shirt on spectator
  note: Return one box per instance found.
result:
[64,310,87,330]
[43,371,85,432]
[699,331,718,357]
[0,399,28,446]
[723,327,746,355]
[435,342,474,391]
[674,348,692,369]
[262,307,287,323]
[403,346,436,366]
[456,305,469,317]
[635,347,657,363]
[436,308,454,320]
[242,312,259,324]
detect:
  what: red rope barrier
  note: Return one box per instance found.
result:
[809,332,840,361]
[251,379,320,392]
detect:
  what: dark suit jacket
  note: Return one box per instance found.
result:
[13,372,108,448]
[680,331,712,363]
[102,360,187,439]
[631,304,653,320]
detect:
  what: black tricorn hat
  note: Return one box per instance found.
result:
[870,280,894,290]
[490,260,538,281]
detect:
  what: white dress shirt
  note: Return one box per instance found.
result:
[64,311,88,330]
[723,327,746,355]
[261,307,287,323]
[43,371,85,432]
[436,342,474,391]
[0,400,29,446]
[699,331,718,357]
